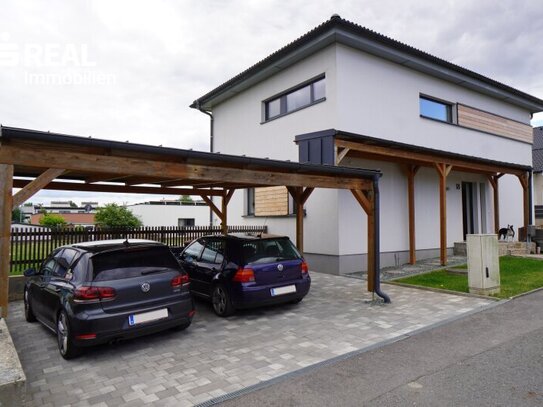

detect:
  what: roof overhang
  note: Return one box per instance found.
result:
[192,17,543,113]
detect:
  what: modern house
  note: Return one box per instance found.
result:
[127,199,209,227]
[191,15,543,274]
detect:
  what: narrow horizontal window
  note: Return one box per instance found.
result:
[420,96,452,123]
[264,76,325,121]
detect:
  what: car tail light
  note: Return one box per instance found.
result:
[74,286,116,302]
[171,273,189,288]
[301,262,309,274]
[188,310,196,318]
[232,267,255,283]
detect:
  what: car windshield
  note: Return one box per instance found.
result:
[242,238,301,265]
[91,246,179,281]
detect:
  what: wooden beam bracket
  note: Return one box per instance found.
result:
[12,168,66,209]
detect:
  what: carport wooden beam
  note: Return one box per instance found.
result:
[287,187,314,253]
[200,189,236,235]
[351,188,376,292]
[435,163,452,266]
[12,168,65,209]
[0,164,13,318]
[0,144,372,191]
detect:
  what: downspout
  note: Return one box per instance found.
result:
[373,174,391,303]
[194,100,214,227]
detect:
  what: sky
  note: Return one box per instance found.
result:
[3,0,543,206]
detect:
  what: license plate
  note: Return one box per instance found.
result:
[128,308,168,326]
[271,285,296,296]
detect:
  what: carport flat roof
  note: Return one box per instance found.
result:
[1,126,380,193]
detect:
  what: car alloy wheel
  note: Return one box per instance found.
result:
[24,289,36,322]
[56,310,79,359]
[212,285,233,317]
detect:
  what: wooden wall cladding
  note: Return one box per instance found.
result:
[457,104,532,144]
[255,186,289,216]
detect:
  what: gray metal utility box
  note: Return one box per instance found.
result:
[466,234,500,295]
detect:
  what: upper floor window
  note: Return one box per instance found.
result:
[264,76,326,121]
[420,96,453,123]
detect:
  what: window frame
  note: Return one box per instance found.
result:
[419,94,455,124]
[263,74,326,122]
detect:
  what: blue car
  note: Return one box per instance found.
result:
[177,234,311,317]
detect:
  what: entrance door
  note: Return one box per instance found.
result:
[462,182,476,240]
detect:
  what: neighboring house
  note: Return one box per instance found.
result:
[127,200,209,227]
[532,126,543,225]
[191,15,543,273]
[30,213,95,227]
[34,202,98,215]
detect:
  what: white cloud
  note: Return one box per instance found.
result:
[3,0,543,205]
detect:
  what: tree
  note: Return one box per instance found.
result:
[180,195,194,204]
[12,207,22,222]
[95,204,142,227]
[39,213,67,228]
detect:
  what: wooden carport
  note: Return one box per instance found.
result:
[296,129,532,267]
[0,126,388,318]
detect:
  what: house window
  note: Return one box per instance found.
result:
[420,96,453,123]
[246,188,255,215]
[178,218,195,227]
[264,76,325,121]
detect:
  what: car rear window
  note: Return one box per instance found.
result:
[91,246,180,281]
[242,238,301,265]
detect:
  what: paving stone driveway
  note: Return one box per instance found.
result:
[7,272,493,406]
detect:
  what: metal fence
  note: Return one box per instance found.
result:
[10,225,267,274]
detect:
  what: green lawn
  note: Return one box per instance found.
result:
[394,256,543,299]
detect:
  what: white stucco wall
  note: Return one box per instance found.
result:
[127,204,209,227]
[209,42,531,260]
[212,45,338,160]
[335,44,532,166]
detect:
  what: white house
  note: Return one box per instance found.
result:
[127,200,209,227]
[191,15,543,274]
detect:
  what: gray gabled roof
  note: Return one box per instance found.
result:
[191,15,543,113]
[533,127,543,172]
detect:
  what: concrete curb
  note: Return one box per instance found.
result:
[384,281,501,301]
[9,276,25,302]
[0,319,26,407]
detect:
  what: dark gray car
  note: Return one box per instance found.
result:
[24,239,194,359]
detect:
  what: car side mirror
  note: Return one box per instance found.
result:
[24,268,37,277]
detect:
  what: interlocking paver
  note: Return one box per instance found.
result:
[7,272,493,406]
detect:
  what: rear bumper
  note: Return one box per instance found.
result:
[230,275,311,309]
[69,294,194,347]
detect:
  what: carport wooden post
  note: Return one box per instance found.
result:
[350,188,375,292]
[516,172,530,230]
[287,187,314,253]
[488,173,504,234]
[434,163,452,266]
[221,189,235,234]
[0,164,14,318]
[403,165,419,265]
[200,189,235,235]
